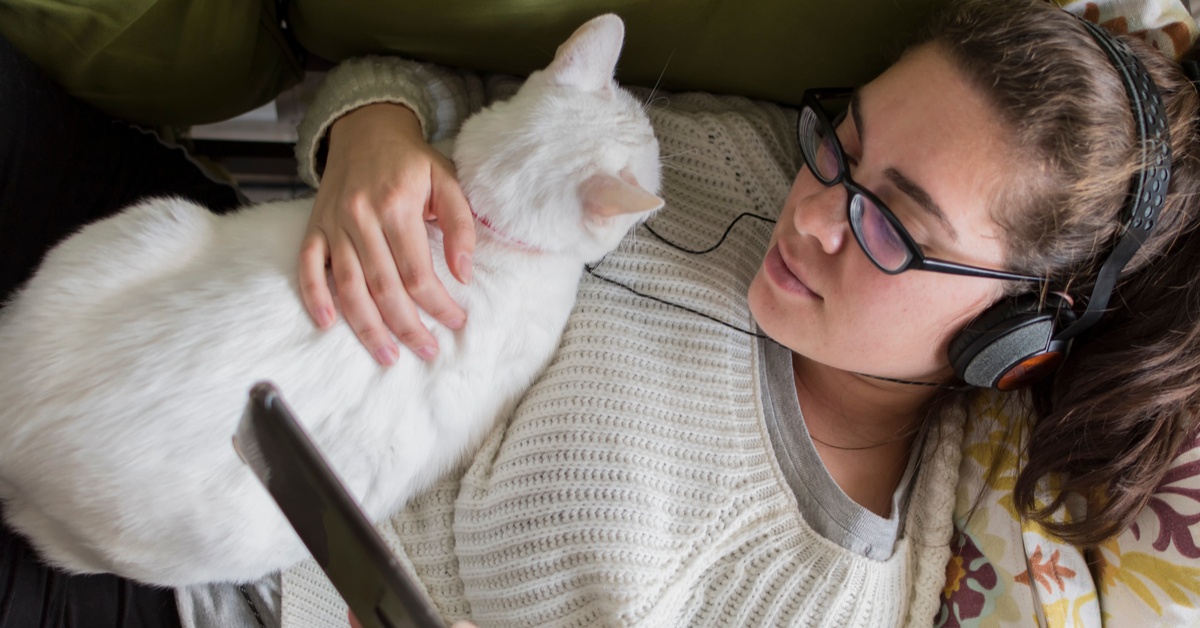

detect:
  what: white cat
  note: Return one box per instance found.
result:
[0,14,661,587]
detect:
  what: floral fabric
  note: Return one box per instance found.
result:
[1055,0,1198,60]
[938,391,1200,628]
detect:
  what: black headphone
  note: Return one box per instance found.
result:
[947,16,1172,391]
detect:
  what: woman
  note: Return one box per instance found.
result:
[278,0,1199,626]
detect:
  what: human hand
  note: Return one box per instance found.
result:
[348,610,477,628]
[300,103,475,365]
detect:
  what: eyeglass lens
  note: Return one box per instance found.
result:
[799,105,912,272]
[850,196,912,271]
[798,107,841,183]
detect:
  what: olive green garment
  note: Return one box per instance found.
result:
[289,0,952,107]
[0,0,948,126]
[0,0,303,126]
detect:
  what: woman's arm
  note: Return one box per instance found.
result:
[294,57,485,363]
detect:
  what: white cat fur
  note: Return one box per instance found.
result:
[0,14,661,586]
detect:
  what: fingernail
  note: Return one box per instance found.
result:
[447,318,465,330]
[316,306,334,328]
[375,346,397,366]
[417,345,437,361]
[458,253,473,285]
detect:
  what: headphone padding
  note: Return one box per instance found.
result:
[949,293,1073,388]
[948,294,1044,363]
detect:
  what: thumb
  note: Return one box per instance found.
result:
[432,168,476,285]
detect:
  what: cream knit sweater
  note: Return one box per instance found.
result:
[280,57,962,628]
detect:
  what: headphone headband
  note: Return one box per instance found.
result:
[949,15,1174,389]
[1056,18,1172,341]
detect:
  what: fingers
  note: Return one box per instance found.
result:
[431,167,476,286]
[330,228,405,366]
[299,230,336,329]
[306,103,474,365]
[315,190,468,365]
[348,611,364,628]
[383,206,467,336]
[349,212,446,361]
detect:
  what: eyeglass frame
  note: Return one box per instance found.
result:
[798,88,1041,283]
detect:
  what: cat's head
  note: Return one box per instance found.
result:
[452,14,663,262]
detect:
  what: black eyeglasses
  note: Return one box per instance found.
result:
[798,88,1040,282]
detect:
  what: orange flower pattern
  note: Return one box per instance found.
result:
[1015,546,1078,595]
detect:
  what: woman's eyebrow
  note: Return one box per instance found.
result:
[852,89,959,243]
[885,168,959,242]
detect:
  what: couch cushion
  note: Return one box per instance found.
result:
[289,0,950,108]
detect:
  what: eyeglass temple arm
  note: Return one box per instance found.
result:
[917,258,1041,282]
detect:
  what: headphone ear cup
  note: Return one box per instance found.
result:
[947,295,1039,365]
[949,293,1073,390]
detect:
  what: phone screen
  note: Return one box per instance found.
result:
[233,382,446,628]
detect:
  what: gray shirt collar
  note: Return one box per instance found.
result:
[757,335,921,561]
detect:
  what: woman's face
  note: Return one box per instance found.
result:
[748,44,1014,383]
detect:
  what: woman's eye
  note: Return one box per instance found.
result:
[869,206,906,249]
[817,136,840,177]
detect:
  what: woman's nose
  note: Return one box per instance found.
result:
[791,180,848,255]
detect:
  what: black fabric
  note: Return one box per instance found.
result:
[0,30,241,306]
[0,513,182,628]
[0,29,242,628]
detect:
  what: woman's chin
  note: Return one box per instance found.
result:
[748,268,814,350]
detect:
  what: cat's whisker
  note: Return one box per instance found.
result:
[659,148,698,161]
[643,51,675,111]
[646,96,672,111]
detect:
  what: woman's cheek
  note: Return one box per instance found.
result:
[841,274,950,367]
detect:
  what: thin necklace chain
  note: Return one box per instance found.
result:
[807,426,922,451]
[584,212,973,392]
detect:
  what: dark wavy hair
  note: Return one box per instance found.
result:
[922,0,1200,546]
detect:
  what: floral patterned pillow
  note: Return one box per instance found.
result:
[939,389,1200,628]
[1093,430,1200,626]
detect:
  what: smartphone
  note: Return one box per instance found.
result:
[232,381,446,628]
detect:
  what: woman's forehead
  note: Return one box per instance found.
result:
[856,45,1013,254]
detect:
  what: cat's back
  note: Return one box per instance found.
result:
[0,197,322,459]
[1,196,311,327]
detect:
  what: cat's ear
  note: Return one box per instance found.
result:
[580,171,664,221]
[547,14,624,96]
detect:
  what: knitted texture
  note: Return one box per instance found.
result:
[283,60,963,628]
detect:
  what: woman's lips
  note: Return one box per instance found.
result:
[764,244,821,299]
